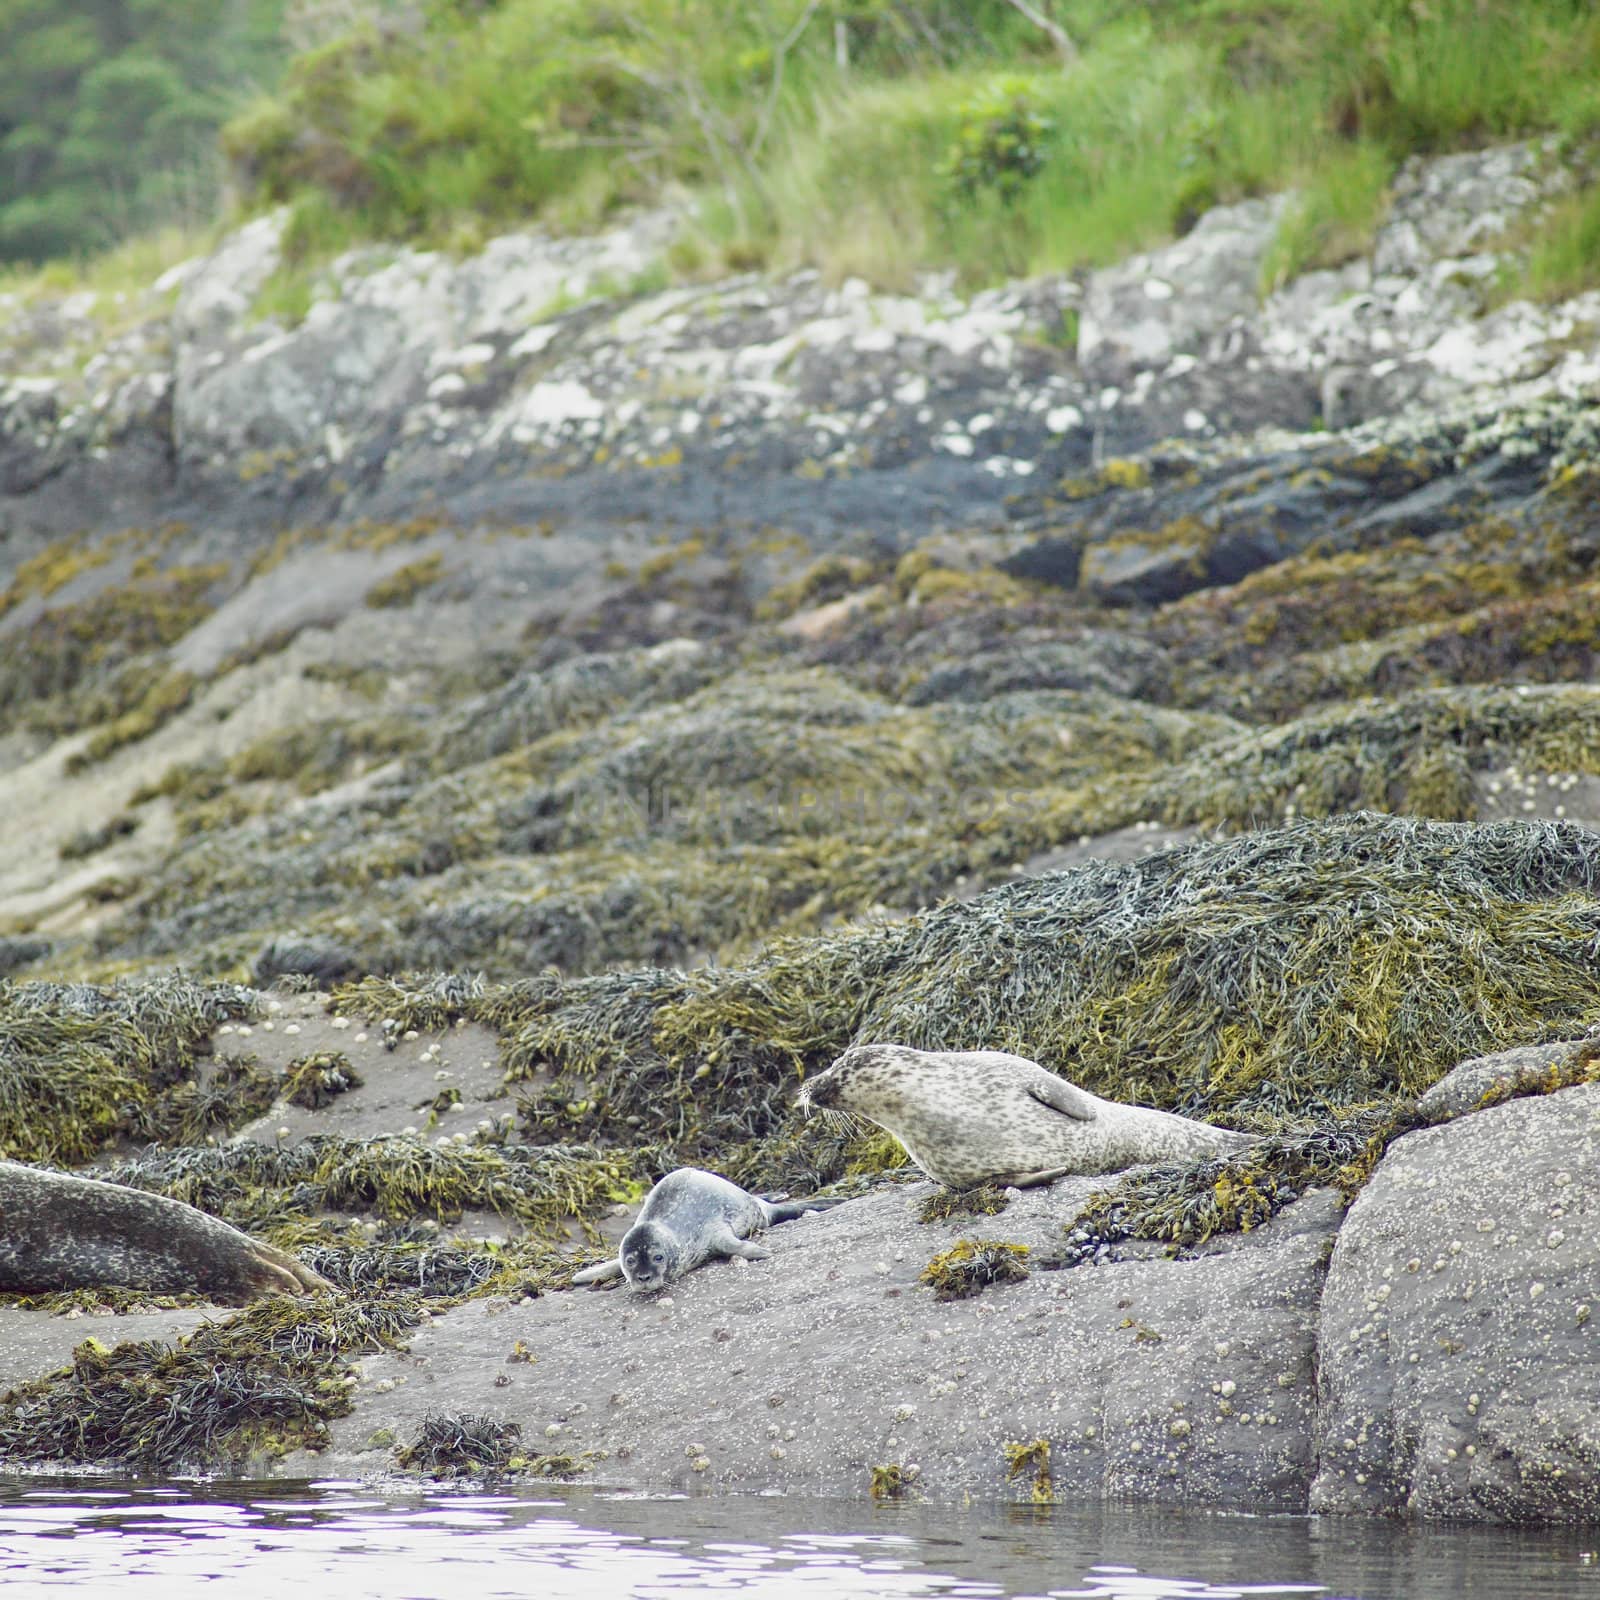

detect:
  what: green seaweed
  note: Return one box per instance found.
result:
[920,1239,1030,1301]
[1121,685,1600,830]
[156,1055,280,1144]
[1003,1437,1054,1504]
[396,1412,523,1476]
[492,814,1600,1151]
[283,1050,363,1109]
[0,975,258,1164]
[916,1186,1010,1224]
[65,669,198,773]
[395,1412,594,1478]
[102,1134,648,1239]
[365,554,446,609]
[0,1293,421,1472]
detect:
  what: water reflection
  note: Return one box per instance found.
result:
[0,1477,1594,1599]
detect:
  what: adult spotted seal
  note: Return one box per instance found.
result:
[572,1167,843,1290]
[798,1044,1251,1189]
[0,1160,330,1303]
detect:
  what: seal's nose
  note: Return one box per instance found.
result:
[798,1072,835,1110]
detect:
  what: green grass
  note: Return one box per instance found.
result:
[0,223,218,337]
[205,0,1600,297]
[1518,183,1600,302]
[1259,140,1393,294]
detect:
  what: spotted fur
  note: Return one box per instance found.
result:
[571,1166,843,1290]
[798,1044,1251,1189]
[0,1160,329,1303]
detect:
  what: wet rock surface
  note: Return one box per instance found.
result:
[296,1177,1335,1509]
[1312,1085,1600,1522]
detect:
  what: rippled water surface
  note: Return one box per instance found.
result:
[1,1478,1596,1599]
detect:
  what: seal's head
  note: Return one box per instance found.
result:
[619,1219,681,1289]
[798,1042,924,1117]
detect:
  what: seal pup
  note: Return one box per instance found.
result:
[0,1160,330,1303]
[571,1167,843,1290]
[798,1044,1252,1189]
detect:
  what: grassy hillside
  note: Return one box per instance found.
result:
[222,0,1600,292]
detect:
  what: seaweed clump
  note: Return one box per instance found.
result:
[920,1240,1030,1302]
[102,1133,648,1240]
[1075,1040,1600,1252]
[283,1050,364,1109]
[396,1412,523,1476]
[0,1293,421,1472]
[1123,684,1600,829]
[157,1056,279,1143]
[280,813,1600,1204]
[1003,1437,1054,1504]
[486,813,1600,1153]
[1471,1038,1600,1110]
[869,1462,916,1500]
[1071,1110,1408,1251]
[0,975,258,1164]
[395,1413,593,1479]
[916,1185,1010,1224]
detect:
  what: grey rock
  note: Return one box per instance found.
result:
[1311,1084,1600,1522]
[0,140,1595,545]
[298,1176,1336,1507]
[1079,198,1284,379]
[0,936,50,977]
[1374,145,1555,278]
[170,211,287,345]
[1080,530,1211,608]
[1417,1040,1590,1122]
[252,934,364,989]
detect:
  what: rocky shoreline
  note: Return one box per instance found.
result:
[2,139,1600,1522]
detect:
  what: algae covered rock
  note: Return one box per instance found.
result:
[8,134,1600,1515]
[1312,1084,1600,1522]
[502,813,1600,1160]
[252,934,363,989]
[1416,1040,1598,1122]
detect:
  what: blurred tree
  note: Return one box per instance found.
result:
[0,0,285,263]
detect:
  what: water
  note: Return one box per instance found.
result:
[0,1477,1595,1600]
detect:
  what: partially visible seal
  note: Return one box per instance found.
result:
[572,1167,843,1291]
[0,1160,330,1303]
[798,1044,1251,1189]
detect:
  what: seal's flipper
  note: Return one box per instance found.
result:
[249,1242,331,1296]
[996,1164,1074,1188]
[572,1258,624,1285]
[708,1224,772,1263]
[765,1195,848,1224]
[1024,1066,1098,1122]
